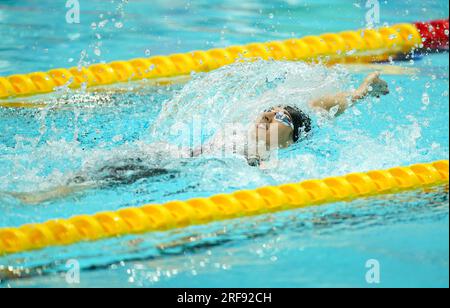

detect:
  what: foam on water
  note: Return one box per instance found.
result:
[1,60,448,196]
[151,60,350,143]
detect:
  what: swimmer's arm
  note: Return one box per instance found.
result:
[309,72,389,116]
[6,183,96,205]
[308,92,353,116]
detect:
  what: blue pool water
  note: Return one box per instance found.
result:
[0,0,449,288]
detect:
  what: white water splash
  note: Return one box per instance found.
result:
[150,60,351,143]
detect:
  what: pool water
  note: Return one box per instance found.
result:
[0,0,449,288]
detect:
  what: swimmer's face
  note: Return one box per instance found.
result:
[255,107,294,149]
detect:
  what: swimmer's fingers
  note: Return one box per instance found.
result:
[375,79,390,95]
[380,80,390,95]
[368,75,390,97]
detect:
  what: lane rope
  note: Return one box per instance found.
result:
[0,160,448,256]
[4,20,445,100]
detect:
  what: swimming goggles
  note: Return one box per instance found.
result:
[274,111,294,130]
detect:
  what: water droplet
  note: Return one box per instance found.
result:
[422,93,430,105]
[431,142,440,150]
[112,135,123,142]
[98,20,109,28]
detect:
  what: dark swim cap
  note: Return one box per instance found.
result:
[283,106,312,142]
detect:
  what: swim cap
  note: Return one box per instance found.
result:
[284,106,312,142]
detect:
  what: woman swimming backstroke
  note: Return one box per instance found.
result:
[6,71,389,205]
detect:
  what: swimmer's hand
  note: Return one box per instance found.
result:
[355,72,390,100]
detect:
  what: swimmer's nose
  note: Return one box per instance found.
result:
[263,112,276,122]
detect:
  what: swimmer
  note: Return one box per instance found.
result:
[4,72,389,205]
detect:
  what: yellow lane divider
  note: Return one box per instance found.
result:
[0,23,422,100]
[0,160,447,256]
[0,75,191,109]
[0,64,419,109]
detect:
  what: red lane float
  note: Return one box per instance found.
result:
[0,18,448,101]
[415,19,449,51]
